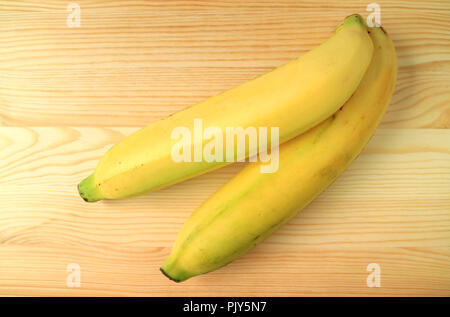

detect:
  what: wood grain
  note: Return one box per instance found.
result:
[0,127,449,296]
[1,0,449,127]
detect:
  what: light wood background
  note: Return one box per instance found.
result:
[0,0,449,296]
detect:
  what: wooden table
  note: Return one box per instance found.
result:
[0,0,449,296]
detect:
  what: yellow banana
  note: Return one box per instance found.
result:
[78,14,373,202]
[160,26,397,282]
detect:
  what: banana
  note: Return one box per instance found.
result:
[160,26,397,282]
[78,14,373,202]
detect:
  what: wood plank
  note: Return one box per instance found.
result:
[1,0,449,127]
[0,127,448,296]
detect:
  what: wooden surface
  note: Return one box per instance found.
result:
[0,0,449,296]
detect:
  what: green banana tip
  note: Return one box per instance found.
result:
[160,267,182,283]
[335,14,366,33]
[78,183,90,202]
[343,14,365,26]
[77,174,102,203]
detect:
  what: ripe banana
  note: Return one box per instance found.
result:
[160,26,397,282]
[78,14,373,202]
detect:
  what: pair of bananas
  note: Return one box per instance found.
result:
[78,14,397,282]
